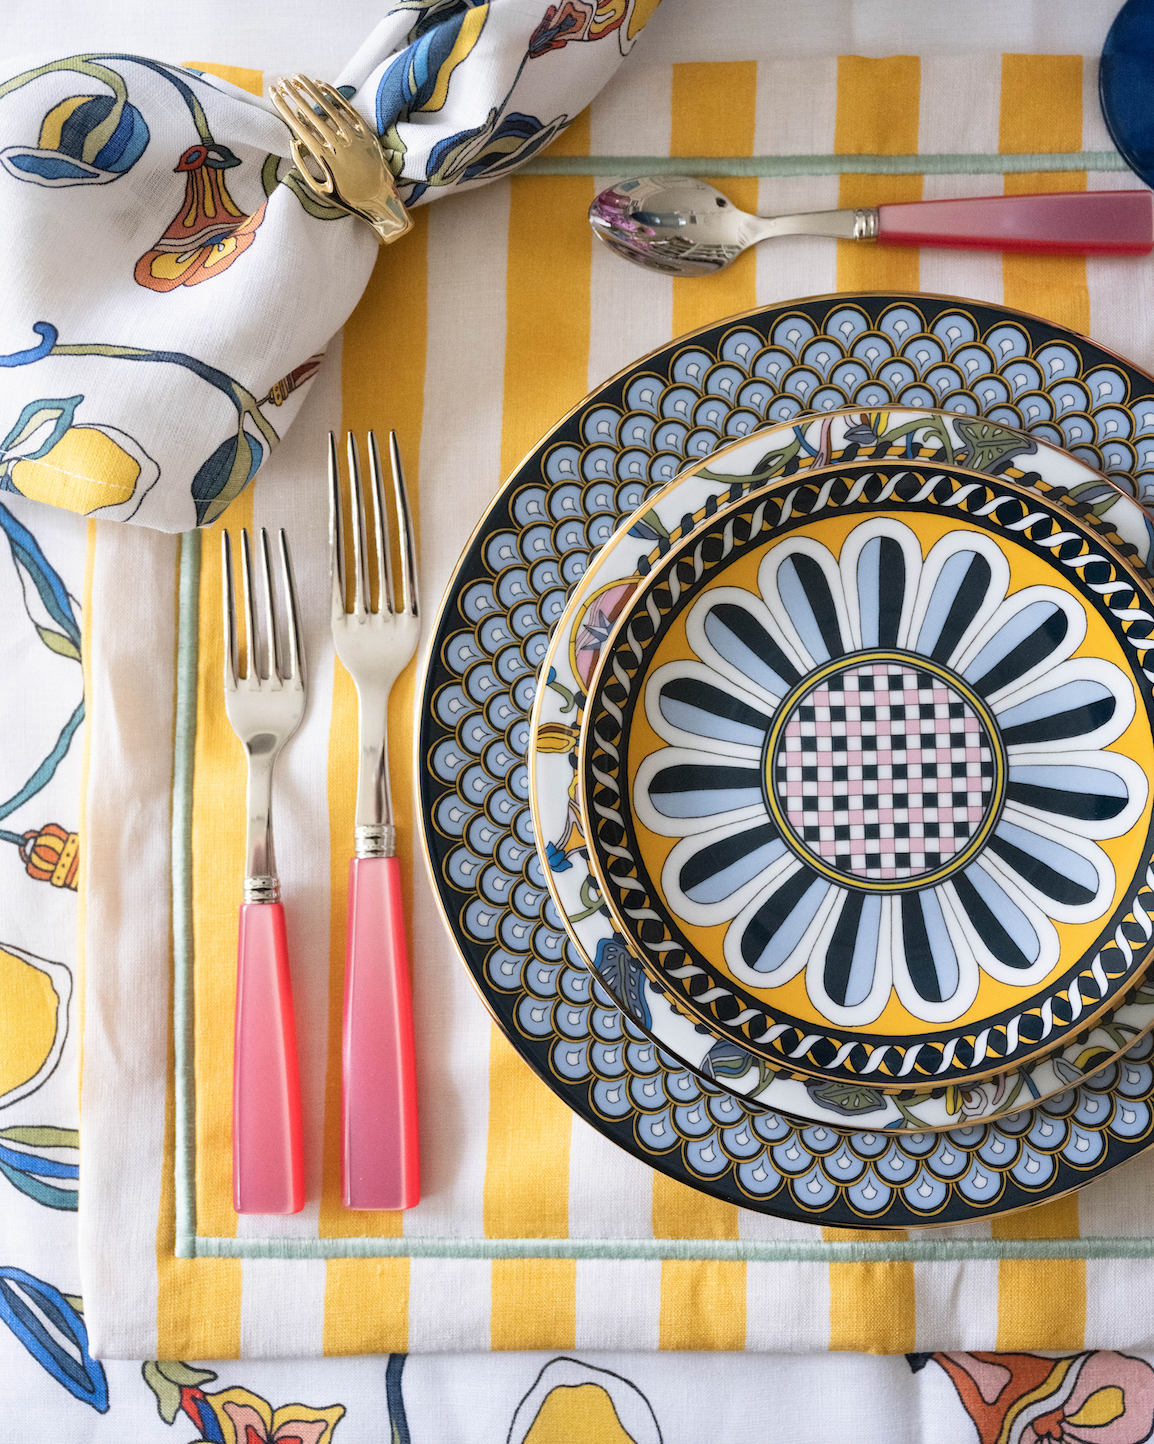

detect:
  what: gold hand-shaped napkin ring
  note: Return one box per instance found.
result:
[270,74,413,246]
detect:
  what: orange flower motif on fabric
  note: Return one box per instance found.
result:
[219,1393,342,1444]
[924,1350,1154,1444]
[134,143,265,292]
[142,1363,346,1444]
[529,0,631,54]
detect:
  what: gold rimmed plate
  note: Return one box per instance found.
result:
[580,457,1154,1092]
[530,409,1154,1130]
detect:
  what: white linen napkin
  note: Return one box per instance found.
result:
[0,1,661,531]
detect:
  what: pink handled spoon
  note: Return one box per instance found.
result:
[589,176,1154,277]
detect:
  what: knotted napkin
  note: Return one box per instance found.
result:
[0,0,660,531]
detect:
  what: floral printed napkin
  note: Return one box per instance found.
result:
[0,0,661,532]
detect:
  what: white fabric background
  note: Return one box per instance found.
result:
[2,0,1134,70]
[2,0,1150,1438]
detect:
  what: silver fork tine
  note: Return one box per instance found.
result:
[366,431,394,616]
[347,434,369,619]
[389,431,419,617]
[240,529,258,681]
[279,530,304,685]
[222,531,239,689]
[257,528,279,681]
[328,433,345,616]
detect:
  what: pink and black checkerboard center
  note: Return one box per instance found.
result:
[774,661,997,882]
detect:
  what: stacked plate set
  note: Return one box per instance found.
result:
[419,291,1154,1229]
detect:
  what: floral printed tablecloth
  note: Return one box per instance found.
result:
[11,0,1154,1438]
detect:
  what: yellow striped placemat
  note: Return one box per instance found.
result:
[79,53,1154,1360]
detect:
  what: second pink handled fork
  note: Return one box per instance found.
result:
[329,431,420,1210]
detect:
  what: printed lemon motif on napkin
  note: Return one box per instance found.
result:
[0,943,70,1108]
[10,423,153,515]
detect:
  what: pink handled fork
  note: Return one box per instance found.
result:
[329,431,420,1210]
[222,528,306,1214]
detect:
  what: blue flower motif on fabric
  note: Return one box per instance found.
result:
[421,109,568,195]
[528,0,637,56]
[375,2,490,132]
[0,323,278,524]
[0,1129,79,1210]
[372,2,572,201]
[0,92,148,187]
[0,53,229,190]
[0,504,84,837]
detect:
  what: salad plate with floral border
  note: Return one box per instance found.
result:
[420,291,1154,1227]
[530,408,1154,1132]
[580,457,1154,1099]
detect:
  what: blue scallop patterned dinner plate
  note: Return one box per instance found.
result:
[419,292,1154,1227]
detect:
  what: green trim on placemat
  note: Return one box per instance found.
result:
[519,149,1129,177]
[187,1235,1154,1262]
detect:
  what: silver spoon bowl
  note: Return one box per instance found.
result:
[588,176,871,277]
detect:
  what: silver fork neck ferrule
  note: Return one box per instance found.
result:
[854,206,879,240]
[245,750,279,900]
[353,687,394,852]
[355,823,396,859]
[244,874,280,905]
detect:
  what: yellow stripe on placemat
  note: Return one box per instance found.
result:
[323,1258,409,1354]
[993,1195,1085,1350]
[652,1172,740,1241]
[651,1179,745,1347]
[658,1261,746,1350]
[491,1260,577,1350]
[670,62,758,340]
[824,1227,915,1352]
[484,1029,571,1237]
[153,61,264,1359]
[158,775,242,1358]
[499,113,592,478]
[319,211,430,1243]
[835,56,922,294]
[1000,55,1088,335]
